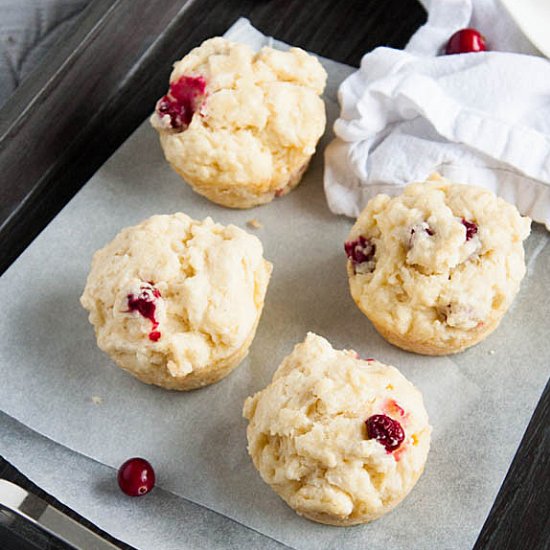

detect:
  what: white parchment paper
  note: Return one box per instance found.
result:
[1,19,549,550]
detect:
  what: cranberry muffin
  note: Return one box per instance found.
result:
[244,333,431,525]
[150,37,327,208]
[345,175,531,355]
[81,213,272,390]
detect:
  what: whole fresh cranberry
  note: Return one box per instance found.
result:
[445,28,487,55]
[117,457,155,497]
[366,414,405,453]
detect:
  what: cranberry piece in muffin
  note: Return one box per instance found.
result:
[461,219,478,241]
[345,236,376,274]
[127,283,162,342]
[366,414,405,453]
[155,75,207,131]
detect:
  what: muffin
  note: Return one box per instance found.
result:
[345,176,531,355]
[80,213,272,390]
[150,37,327,208]
[243,333,431,526]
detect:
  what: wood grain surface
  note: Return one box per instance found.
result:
[0,0,548,549]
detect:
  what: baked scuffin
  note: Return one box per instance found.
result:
[151,38,327,208]
[244,333,431,525]
[81,213,272,390]
[345,176,531,355]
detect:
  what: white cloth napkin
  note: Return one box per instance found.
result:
[324,0,550,229]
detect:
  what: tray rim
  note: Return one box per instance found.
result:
[0,0,547,548]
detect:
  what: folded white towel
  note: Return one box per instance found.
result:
[324,0,550,228]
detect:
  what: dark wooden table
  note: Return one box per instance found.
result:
[0,0,548,548]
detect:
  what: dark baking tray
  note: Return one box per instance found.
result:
[0,0,548,548]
